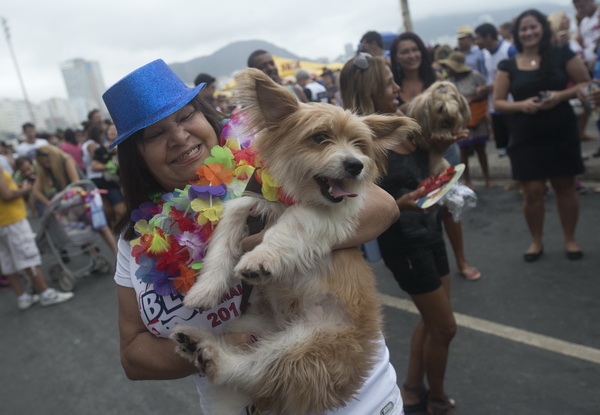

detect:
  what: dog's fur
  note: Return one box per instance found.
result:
[406,81,471,175]
[172,68,419,415]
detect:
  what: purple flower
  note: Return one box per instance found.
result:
[188,184,227,200]
[131,202,158,222]
[175,231,207,262]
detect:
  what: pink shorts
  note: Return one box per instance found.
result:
[0,219,41,275]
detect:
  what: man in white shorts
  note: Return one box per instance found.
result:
[0,168,74,310]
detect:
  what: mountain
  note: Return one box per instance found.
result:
[168,3,572,85]
[169,40,306,85]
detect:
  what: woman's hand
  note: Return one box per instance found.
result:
[520,97,542,114]
[396,187,427,212]
[430,128,469,151]
[538,90,562,111]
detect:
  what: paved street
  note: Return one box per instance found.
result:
[1,139,599,415]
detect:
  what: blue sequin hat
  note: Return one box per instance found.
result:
[103,59,205,149]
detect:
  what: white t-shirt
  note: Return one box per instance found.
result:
[114,237,403,415]
[81,140,102,179]
[487,40,516,113]
[579,6,600,64]
[15,138,48,160]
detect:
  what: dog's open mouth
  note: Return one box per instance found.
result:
[314,176,358,203]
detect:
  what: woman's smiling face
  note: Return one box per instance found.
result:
[518,15,543,49]
[395,40,422,71]
[137,104,218,192]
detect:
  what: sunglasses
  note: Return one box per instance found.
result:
[353,52,372,71]
[35,151,49,157]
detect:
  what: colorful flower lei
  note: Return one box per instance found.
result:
[129,114,290,296]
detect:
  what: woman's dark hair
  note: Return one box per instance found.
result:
[63,129,78,145]
[116,96,222,240]
[86,124,104,144]
[390,32,436,88]
[512,9,554,83]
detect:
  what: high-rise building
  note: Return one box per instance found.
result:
[60,58,108,118]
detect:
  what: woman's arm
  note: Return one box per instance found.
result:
[539,56,590,110]
[91,160,106,172]
[32,176,50,206]
[333,183,399,250]
[493,70,541,114]
[64,156,80,183]
[117,286,199,380]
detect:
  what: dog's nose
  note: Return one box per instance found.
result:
[343,158,363,176]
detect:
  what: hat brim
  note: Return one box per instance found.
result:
[109,82,206,149]
[440,60,472,74]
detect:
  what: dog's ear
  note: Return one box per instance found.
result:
[234,68,300,130]
[362,114,420,149]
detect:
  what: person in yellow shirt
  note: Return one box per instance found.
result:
[0,168,74,310]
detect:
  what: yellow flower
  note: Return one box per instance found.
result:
[259,169,281,202]
[191,197,224,225]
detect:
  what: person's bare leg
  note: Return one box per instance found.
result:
[411,275,456,402]
[401,319,427,406]
[99,226,118,255]
[459,146,473,189]
[475,142,495,188]
[443,209,480,280]
[549,176,581,253]
[521,180,546,254]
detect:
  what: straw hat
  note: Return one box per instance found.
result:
[456,25,474,39]
[439,51,473,74]
[102,59,205,149]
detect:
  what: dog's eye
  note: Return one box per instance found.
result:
[353,139,367,151]
[311,132,330,144]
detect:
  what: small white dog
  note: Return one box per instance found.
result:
[173,68,418,414]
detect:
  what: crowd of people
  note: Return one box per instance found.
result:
[1,3,599,414]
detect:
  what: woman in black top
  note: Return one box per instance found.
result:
[494,9,589,261]
[340,52,465,415]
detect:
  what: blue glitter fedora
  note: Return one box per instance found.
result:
[103,59,205,149]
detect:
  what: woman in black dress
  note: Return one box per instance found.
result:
[493,9,589,261]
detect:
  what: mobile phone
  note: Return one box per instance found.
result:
[534,91,549,103]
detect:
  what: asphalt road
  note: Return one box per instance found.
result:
[1,178,599,414]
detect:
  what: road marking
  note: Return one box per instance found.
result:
[379,294,600,365]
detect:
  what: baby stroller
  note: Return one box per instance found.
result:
[35,180,114,291]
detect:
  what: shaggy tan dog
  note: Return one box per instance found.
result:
[406,81,471,174]
[172,68,418,415]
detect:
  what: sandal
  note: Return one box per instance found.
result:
[402,384,428,413]
[428,397,457,415]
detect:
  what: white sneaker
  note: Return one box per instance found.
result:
[40,288,74,307]
[18,294,40,311]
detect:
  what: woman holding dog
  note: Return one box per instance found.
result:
[340,52,462,415]
[494,9,589,261]
[391,32,481,282]
[105,59,404,414]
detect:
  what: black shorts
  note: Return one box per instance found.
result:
[381,239,450,295]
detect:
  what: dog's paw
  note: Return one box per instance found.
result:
[183,273,228,310]
[234,251,276,284]
[171,328,220,378]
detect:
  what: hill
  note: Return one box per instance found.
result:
[169,40,306,85]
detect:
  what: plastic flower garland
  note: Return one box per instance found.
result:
[129,114,291,296]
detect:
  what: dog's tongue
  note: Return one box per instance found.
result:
[329,179,357,198]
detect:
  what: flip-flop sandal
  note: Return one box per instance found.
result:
[460,267,481,281]
[428,397,457,415]
[402,384,428,413]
